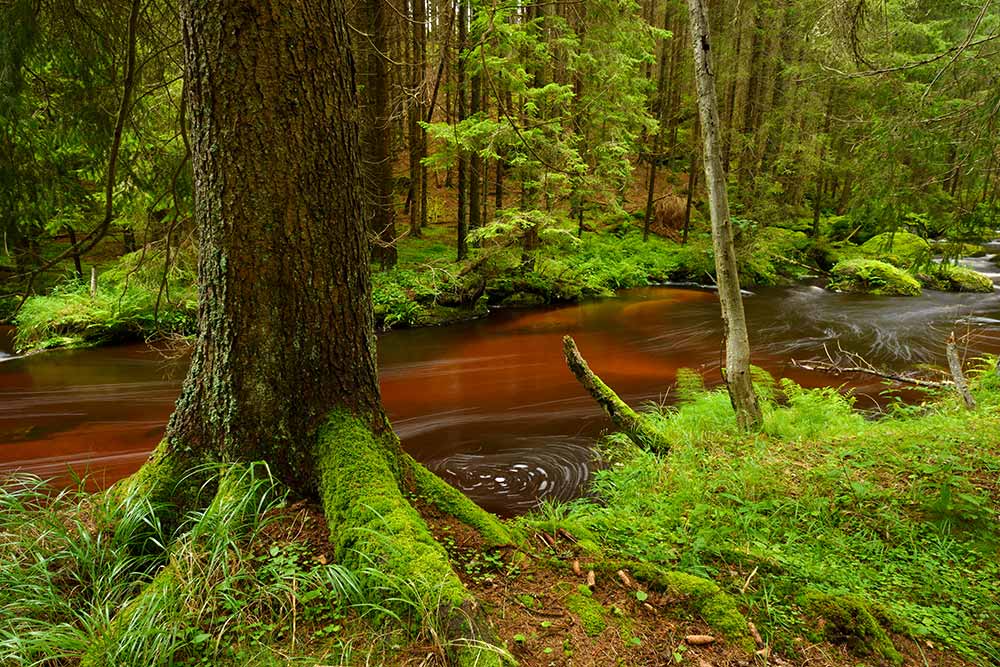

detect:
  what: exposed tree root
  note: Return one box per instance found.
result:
[89,415,515,666]
[587,559,754,653]
[315,411,510,665]
[80,465,269,667]
[562,335,668,451]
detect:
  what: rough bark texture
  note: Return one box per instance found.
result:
[456,0,469,260]
[167,0,383,495]
[686,0,762,430]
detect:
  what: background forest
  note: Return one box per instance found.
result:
[1,0,999,343]
[1,2,999,667]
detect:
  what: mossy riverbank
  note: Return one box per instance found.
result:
[7,217,995,353]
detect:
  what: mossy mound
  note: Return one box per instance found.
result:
[917,264,994,293]
[933,241,987,258]
[860,231,931,268]
[827,259,921,296]
[801,591,902,665]
[565,585,608,636]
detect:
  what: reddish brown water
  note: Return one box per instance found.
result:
[3,279,1000,514]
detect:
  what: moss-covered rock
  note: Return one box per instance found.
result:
[917,264,994,293]
[860,231,931,268]
[801,591,902,665]
[827,259,921,296]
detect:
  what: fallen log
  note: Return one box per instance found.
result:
[562,335,668,451]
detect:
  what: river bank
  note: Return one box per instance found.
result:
[1,366,997,667]
[6,217,996,354]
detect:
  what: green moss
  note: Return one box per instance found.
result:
[828,259,921,296]
[516,593,538,609]
[315,413,467,606]
[14,247,197,352]
[314,412,503,667]
[917,264,994,293]
[801,591,902,666]
[112,440,208,524]
[565,585,607,636]
[79,562,183,667]
[860,231,931,268]
[406,454,518,547]
[603,561,753,651]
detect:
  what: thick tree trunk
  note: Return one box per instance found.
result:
[169,0,383,494]
[686,0,762,430]
[113,8,515,665]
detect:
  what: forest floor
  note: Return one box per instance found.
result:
[2,371,996,666]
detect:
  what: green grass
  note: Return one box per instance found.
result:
[14,245,197,352]
[0,463,510,666]
[537,368,1000,663]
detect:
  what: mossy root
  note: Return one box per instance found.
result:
[315,411,509,666]
[801,591,902,665]
[594,560,754,652]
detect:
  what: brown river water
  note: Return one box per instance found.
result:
[3,257,1000,514]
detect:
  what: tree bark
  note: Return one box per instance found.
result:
[946,335,976,409]
[562,336,667,451]
[124,9,515,665]
[359,0,398,268]
[686,0,762,430]
[456,0,469,259]
[168,0,383,493]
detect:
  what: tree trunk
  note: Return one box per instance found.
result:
[468,27,482,232]
[169,0,383,492]
[408,0,426,237]
[360,0,398,268]
[456,0,469,259]
[65,225,84,281]
[686,0,762,431]
[114,5,513,664]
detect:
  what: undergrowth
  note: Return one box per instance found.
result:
[538,365,1000,664]
[0,464,508,666]
[14,244,197,351]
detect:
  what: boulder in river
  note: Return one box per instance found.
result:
[827,259,921,296]
[859,231,931,269]
[916,264,994,293]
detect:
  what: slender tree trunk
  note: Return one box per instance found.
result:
[360,0,398,268]
[469,44,482,231]
[810,89,835,238]
[408,0,425,237]
[686,0,762,430]
[456,0,469,259]
[643,1,673,242]
[65,225,84,280]
[683,116,701,244]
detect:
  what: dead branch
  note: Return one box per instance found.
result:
[946,333,976,409]
[562,335,668,451]
[792,342,950,388]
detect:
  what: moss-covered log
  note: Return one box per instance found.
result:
[562,335,668,451]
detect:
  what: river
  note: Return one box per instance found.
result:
[3,265,1000,514]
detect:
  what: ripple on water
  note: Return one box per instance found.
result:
[421,436,598,516]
